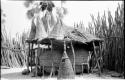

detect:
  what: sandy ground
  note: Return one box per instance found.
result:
[1,67,124,80]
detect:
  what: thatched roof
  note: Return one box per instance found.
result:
[28,16,48,41]
[28,15,102,45]
[28,18,36,40]
[66,29,102,43]
[39,18,103,45]
[48,18,73,40]
[35,16,48,40]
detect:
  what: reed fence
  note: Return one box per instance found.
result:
[75,2,124,73]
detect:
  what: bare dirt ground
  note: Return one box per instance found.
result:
[1,67,124,80]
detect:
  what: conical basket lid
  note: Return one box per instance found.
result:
[42,16,48,33]
[42,12,55,35]
[48,18,65,40]
[28,18,36,40]
[35,16,47,40]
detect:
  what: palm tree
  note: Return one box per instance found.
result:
[24,0,55,19]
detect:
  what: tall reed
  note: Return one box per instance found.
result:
[1,26,29,67]
[85,2,124,73]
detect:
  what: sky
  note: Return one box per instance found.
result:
[1,0,122,38]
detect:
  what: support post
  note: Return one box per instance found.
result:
[50,63,54,77]
[31,43,33,72]
[50,40,55,77]
[99,42,103,72]
[42,65,44,78]
[71,41,75,74]
[82,64,84,75]
[27,43,30,71]
[93,41,101,76]
[35,43,39,76]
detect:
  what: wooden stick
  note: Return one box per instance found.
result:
[88,51,92,73]
[35,43,39,77]
[42,65,44,78]
[82,64,84,75]
[93,41,101,76]
[31,43,33,72]
[27,43,30,71]
[50,40,55,77]
[71,41,75,74]
[35,49,37,76]
[99,42,103,72]
[50,63,54,77]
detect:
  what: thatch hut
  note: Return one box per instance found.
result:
[23,12,103,76]
[34,18,103,74]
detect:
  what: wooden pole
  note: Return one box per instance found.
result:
[82,64,84,75]
[93,41,101,76]
[99,42,103,72]
[42,65,44,78]
[31,43,33,72]
[27,43,30,71]
[50,40,54,77]
[35,43,39,76]
[34,48,37,76]
[71,41,75,74]
[50,63,53,77]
